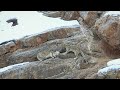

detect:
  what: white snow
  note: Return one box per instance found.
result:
[0,62,29,73]
[107,58,120,66]
[97,58,120,76]
[97,65,120,76]
[0,11,79,44]
[103,11,120,17]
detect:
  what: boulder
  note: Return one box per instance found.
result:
[7,32,100,66]
[0,26,80,67]
[19,25,80,48]
[78,11,100,27]
[94,15,120,50]
[0,54,98,79]
[0,59,74,79]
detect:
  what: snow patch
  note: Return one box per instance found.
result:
[0,11,79,44]
[0,62,29,73]
[107,58,120,66]
[97,65,120,76]
[97,58,120,76]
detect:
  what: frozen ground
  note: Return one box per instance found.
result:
[0,11,79,44]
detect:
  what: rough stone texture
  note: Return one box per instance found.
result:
[41,11,104,27]
[7,29,85,66]
[7,39,62,65]
[41,11,80,20]
[100,40,120,58]
[61,11,80,20]
[0,55,98,79]
[1,11,120,79]
[0,40,20,56]
[94,15,120,50]
[6,28,105,67]
[0,26,80,67]
[19,26,80,48]
[78,11,100,27]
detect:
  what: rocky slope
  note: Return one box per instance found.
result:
[1,11,120,79]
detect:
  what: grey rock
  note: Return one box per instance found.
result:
[0,59,73,79]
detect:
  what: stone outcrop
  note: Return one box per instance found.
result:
[41,11,104,27]
[94,15,120,50]
[78,11,100,27]
[0,60,74,79]
[7,30,102,66]
[1,11,120,79]
[0,25,80,68]
[0,55,97,79]
[41,11,80,20]
[19,25,80,48]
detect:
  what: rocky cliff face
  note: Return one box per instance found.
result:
[0,11,120,79]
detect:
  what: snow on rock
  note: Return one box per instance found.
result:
[97,58,120,78]
[107,58,120,66]
[97,64,120,76]
[103,11,120,17]
[0,11,79,44]
[0,62,29,73]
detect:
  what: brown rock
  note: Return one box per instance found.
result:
[47,26,80,41]
[42,11,103,28]
[19,26,80,48]
[94,15,120,50]
[7,38,63,65]
[19,35,47,48]
[41,11,80,20]
[0,40,20,56]
[5,41,17,52]
[61,11,80,20]
[0,26,79,67]
[0,45,7,56]
[100,40,120,58]
[79,11,99,27]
